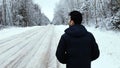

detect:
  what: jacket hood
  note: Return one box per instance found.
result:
[65,25,88,37]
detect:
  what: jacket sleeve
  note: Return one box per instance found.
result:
[90,33,100,61]
[56,35,67,64]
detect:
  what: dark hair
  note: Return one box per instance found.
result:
[69,11,82,24]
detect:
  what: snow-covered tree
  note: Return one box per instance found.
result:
[53,4,66,25]
[109,0,120,29]
[12,0,42,26]
[0,5,2,26]
[40,13,50,25]
[53,0,120,30]
[0,0,49,27]
[2,0,13,26]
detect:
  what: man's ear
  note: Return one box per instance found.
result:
[69,20,74,26]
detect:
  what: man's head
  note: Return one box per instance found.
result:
[68,11,82,26]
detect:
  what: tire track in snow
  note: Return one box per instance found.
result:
[0,26,46,62]
[0,25,64,68]
[26,25,54,68]
[51,25,66,68]
[0,26,45,50]
[0,27,44,55]
[0,26,45,45]
[16,25,54,68]
[47,26,58,68]
[0,25,49,67]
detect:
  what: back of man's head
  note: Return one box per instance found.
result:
[69,11,82,24]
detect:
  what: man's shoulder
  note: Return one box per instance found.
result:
[61,33,67,38]
[61,33,70,40]
[87,32,93,36]
[86,32,96,41]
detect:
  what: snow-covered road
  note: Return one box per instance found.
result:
[0,25,57,68]
[0,25,120,68]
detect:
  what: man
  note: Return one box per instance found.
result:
[56,11,100,68]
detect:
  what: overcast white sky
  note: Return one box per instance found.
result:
[33,0,60,21]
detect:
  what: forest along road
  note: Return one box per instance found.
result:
[0,25,64,68]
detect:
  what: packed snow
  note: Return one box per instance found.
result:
[0,25,120,68]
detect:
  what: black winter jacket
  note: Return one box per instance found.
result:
[56,25,100,68]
